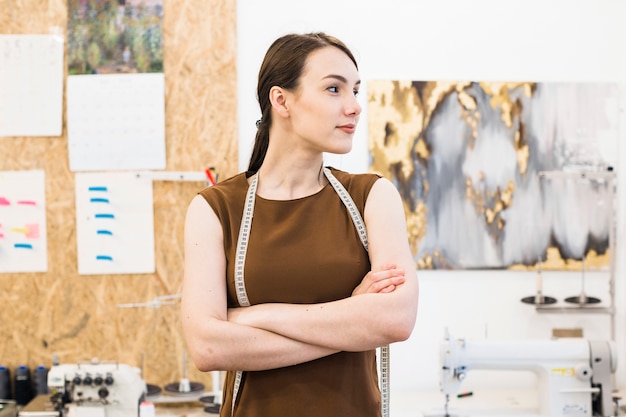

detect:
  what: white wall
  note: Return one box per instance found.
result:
[237,0,626,394]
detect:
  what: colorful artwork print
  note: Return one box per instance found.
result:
[67,0,164,75]
[368,81,618,270]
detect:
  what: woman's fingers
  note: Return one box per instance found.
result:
[353,267,405,295]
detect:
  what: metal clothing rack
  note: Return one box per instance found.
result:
[533,169,616,342]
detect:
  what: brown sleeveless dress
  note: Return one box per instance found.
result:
[199,167,382,417]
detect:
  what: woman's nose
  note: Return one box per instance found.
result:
[346,95,362,116]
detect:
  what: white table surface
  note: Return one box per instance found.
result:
[152,388,626,417]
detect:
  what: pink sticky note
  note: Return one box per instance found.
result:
[25,223,40,239]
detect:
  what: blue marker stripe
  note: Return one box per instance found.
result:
[96,255,113,261]
[97,230,113,235]
[90,198,110,203]
[95,213,115,219]
[88,186,108,192]
[14,243,33,249]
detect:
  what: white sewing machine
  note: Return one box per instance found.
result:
[47,361,146,417]
[439,331,617,417]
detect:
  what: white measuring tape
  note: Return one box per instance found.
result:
[231,168,390,417]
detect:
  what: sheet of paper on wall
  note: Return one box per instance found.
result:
[67,73,166,171]
[0,35,64,137]
[0,170,48,273]
[75,172,155,275]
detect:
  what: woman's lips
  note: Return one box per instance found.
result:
[338,124,356,134]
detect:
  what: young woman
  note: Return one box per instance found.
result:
[182,32,419,417]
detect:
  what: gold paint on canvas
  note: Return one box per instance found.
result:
[369,80,609,270]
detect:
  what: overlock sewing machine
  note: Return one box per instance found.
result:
[439,330,617,417]
[47,361,146,417]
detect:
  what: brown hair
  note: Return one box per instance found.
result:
[247,32,358,172]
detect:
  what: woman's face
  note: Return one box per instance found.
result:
[284,46,362,155]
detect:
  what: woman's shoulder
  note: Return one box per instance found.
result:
[327,166,382,189]
[326,166,383,207]
[198,171,249,203]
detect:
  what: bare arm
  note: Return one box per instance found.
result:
[227,178,419,351]
[181,195,338,372]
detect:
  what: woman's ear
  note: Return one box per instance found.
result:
[269,86,290,118]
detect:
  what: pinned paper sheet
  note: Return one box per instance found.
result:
[0,170,47,273]
[0,35,64,137]
[75,172,155,275]
[67,73,166,171]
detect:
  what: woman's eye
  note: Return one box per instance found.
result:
[328,86,339,93]
[353,89,360,97]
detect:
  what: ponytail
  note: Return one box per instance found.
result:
[247,117,270,172]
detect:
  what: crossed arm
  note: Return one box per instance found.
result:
[181,178,419,372]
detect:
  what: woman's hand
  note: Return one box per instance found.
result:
[352,263,405,296]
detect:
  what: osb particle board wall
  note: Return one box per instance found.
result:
[0,0,237,392]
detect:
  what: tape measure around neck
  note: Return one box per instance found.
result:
[233,172,257,308]
[231,168,390,417]
[324,167,390,417]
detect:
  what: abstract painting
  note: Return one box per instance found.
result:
[368,81,618,270]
